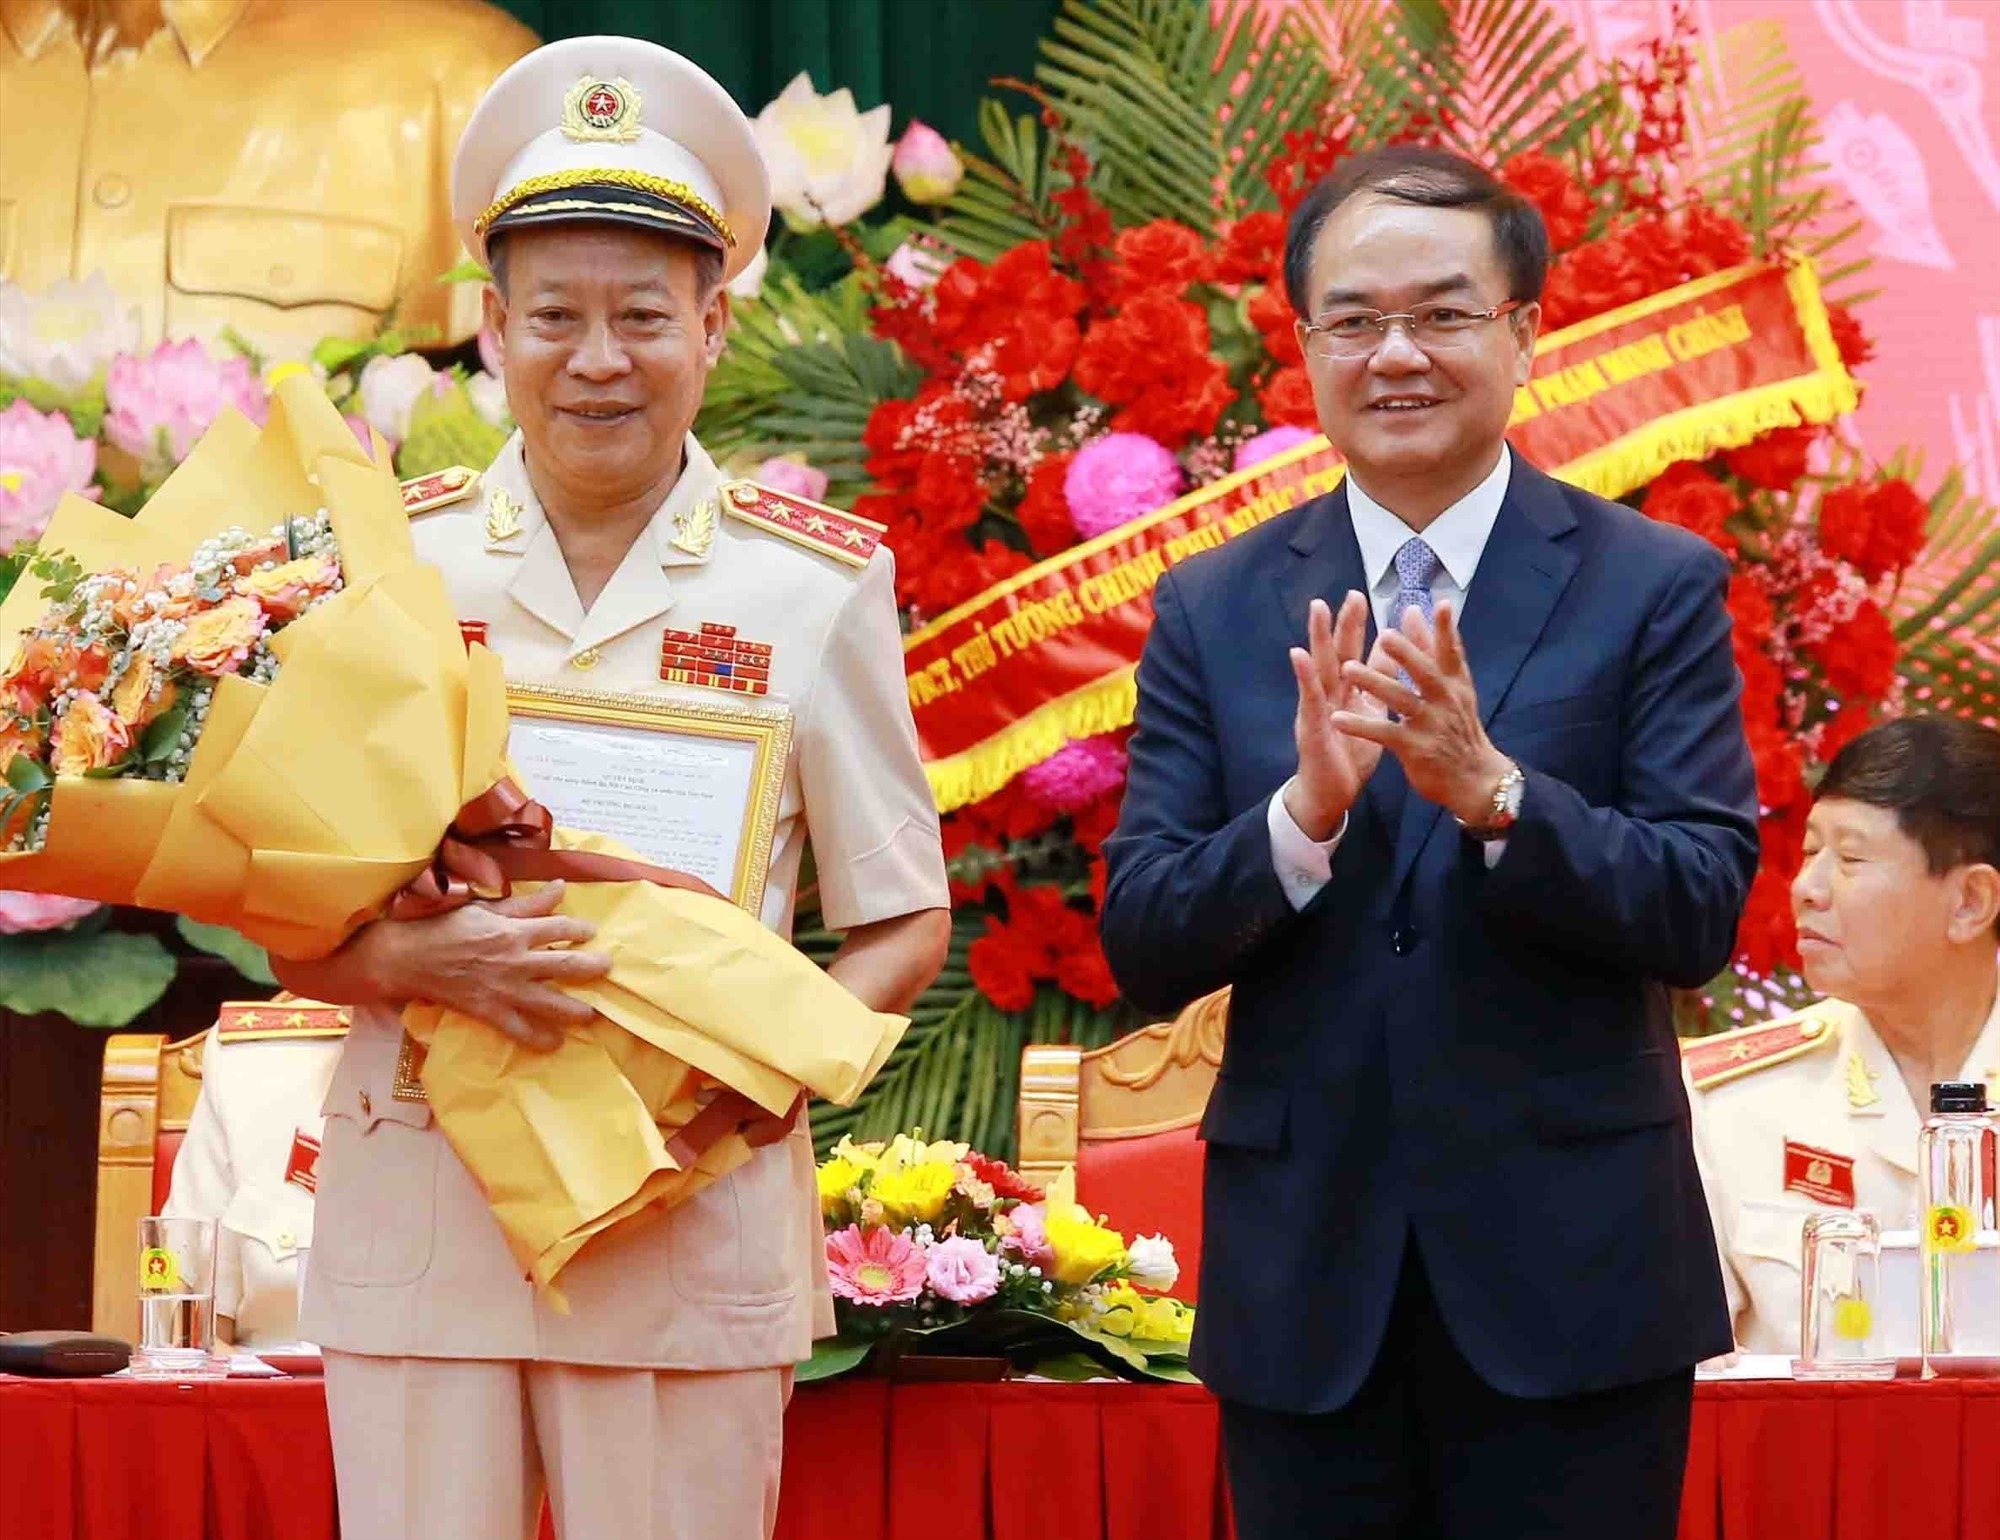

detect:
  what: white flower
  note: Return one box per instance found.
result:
[1125,1234,1180,1293]
[0,272,141,394]
[356,352,438,445]
[465,371,512,429]
[752,73,894,231]
[727,244,769,301]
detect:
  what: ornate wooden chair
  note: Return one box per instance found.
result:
[92,1028,212,1337]
[1016,988,1227,1303]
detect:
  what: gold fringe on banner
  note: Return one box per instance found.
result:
[923,670,1138,812]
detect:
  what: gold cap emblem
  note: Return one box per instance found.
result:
[563,76,643,143]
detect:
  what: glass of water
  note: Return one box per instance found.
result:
[133,1216,226,1378]
[1794,1210,1897,1380]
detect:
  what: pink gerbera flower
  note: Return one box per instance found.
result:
[825,1224,927,1306]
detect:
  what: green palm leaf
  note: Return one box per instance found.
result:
[1892,454,2000,724]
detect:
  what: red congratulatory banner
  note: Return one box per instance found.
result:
[907,257,1858,812]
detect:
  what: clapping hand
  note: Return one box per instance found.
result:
[1332,600,1512,826]
[1283,592,1388,839]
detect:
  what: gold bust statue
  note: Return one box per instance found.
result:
[0,0,539,360]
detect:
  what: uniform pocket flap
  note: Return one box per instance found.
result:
[1534,1050,1683,1139]
[168,205,402,312]
[220,1182,313,1258]
[1198,1077,1289,1152]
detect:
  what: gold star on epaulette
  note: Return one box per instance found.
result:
[1683,1005,1842,1092]
[718,478,885,570]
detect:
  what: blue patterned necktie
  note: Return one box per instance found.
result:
[1391,536,1441,633]
[1389,537,1441,694]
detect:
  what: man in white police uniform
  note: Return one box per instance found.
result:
[277,36,952,1540]
[1689,716,2000,1353]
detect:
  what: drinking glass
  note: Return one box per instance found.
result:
[1794,1210,1896,1380]
[133,1215,226,1378]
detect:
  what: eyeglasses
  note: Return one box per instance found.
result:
[1298,300,1525,360]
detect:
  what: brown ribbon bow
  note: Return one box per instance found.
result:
[394,779,803,1162]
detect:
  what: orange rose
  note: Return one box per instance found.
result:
[230,537,289,575]
[50,693,131,776]
[109,653,178,729]
[111,564,194,629]
[234,554,338,621]
[171,596,266,676]
[0,719,47,778]
[61,642,113,695]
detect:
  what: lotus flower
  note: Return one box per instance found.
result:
[0,399,98,548]
[753,73,894,230]
[356,352,440,446]
[754,456,829,502]
[0,273,141,394]
[892,121,964,205]
[104,339,268,466]
[0,892,99,933]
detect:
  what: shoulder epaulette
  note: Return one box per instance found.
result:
[400,465,481,517]
[216,999,351,1043]
[718,479,884,570]
[1682,1002,1843,1091]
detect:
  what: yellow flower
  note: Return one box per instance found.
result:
[815,1156,866,1217]
[869,1160,957,1227]
[1043,1168,1127,1286]
[829,1135,884,1174]
[50,692,131,776]
[877,1132,968,1173]
[171,595,265,676]
[1095,1282,1195,1345]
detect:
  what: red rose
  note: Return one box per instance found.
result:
[1500,152,1594,251]
[1726,575,1775,651]
[1745,712,1806,813]
[1108,220,1213,300]
[1258,365,1319,428]
[1642,462,1740,554]
[1861,479,1929,578]
[969,922,1038,1011]
[912,451,986,530]
[1680,204,1751,274]
[1217,212,1286,284]
[1246,282,1303,365]
[1055,935,1123,1008]
[1016,453,1079,556]
[1723,426,1817,492]
[1540,232,1651,330]
[1070,794,1121,854]
[1074,290,1235,444]
[1827,304,1875,372]
[1815,484,1874,572]
[1810,599,1898,700]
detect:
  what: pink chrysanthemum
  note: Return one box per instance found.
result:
[1233,424,1317,472]
[1063,432,1184,537]
[825,1224,928,1306]
[1020,734,1128,813]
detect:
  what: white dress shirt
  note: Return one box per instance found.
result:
[1267,447,1514,907]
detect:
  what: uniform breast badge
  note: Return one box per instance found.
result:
[486,487,526,543]
[1782,1138,1857,1207]
[671,496,716,558]
[660,622,771,695]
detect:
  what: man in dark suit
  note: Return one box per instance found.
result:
[1099,146,1758,1539]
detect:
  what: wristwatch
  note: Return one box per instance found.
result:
[1457,760,1525,842]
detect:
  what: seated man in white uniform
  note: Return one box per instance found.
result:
[161,996,348,1347]
[1688,715,2000,1352]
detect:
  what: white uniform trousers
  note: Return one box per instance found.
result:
[323,1352,789,1540]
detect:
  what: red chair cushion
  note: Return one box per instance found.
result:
[1076,1125,1204,1303]
[152,1129,185,1214]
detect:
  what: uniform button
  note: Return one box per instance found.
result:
[570,647,601,670]
[1391,927,1418,956]
[358,1089,372,1116]
[93,175,131,209]
[276,1231,296,1250]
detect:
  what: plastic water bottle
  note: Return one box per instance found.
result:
[1919,1081,2000,1373]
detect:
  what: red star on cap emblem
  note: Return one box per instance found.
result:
[584,86,621,124]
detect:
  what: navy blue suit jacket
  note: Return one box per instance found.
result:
[1099,456,1757,1413]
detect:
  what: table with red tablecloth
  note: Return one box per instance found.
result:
[3,1373,1999,1540]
